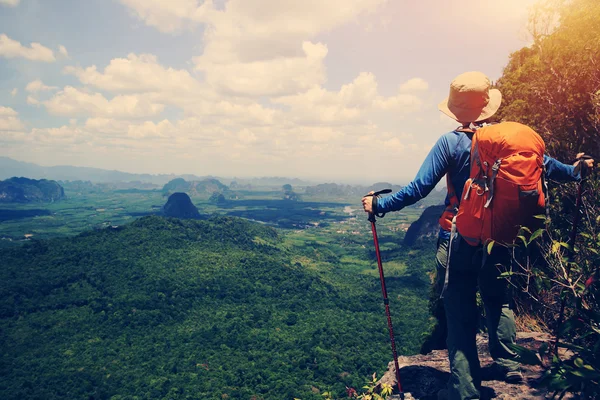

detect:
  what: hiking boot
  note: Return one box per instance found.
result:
[504,369,523,383]
[488,362,523,383]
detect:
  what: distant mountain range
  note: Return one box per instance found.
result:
[304,182,404,197]
[162,178,229,196]
[0,157,312,186]
[0,157,437,192]
[0,157,205,185]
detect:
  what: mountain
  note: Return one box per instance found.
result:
[0,157,314,187]
[0,156,205,184]
[0,177,65,203]
[403,205,446,246]
[161,178,229,196]
[231,176,313,187]
[161,192,201,219]
[304,182,403,198]
[0,216,402,400]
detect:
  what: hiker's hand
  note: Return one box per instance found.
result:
[362,192,374,213]
[575,153,595,169]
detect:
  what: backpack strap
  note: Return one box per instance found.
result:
[439,168,461,231]
[484,159,502,208]
[440,126,483,298]
[438,126,473,231]
[440,215,457,299]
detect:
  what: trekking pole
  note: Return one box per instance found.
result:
[553,155,592,356]
[364,189,404,397]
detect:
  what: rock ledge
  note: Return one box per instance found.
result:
[381,332,572,399]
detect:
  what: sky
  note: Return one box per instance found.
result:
[0,0,539,184]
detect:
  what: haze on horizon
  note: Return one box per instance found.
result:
[0,0,538,184]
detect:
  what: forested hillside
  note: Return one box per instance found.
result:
[497,0,599,159]
[494,0,600,396]
[0,216,434,400]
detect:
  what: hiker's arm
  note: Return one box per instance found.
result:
[373,135,452,214]
[543,155,590,182]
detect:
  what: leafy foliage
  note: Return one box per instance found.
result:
[494,1,600,395]
[496,0,600,160]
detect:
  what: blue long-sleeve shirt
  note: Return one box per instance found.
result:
[376,129,580,239]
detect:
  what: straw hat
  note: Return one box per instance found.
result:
[438,71,502,123]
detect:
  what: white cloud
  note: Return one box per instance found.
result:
[196,0,386,63]
[2,108,431,181]
[63,53,286,123]
[0,34,56,62]
[190,100,280,126]
[119,0,386,36]
[373,93,423,111]
[237,128,257,144]
[25,80,59,108]
[58,45,69,58]
[118,0,386,97]
[63,53,215,112]
[84,117,129,134]
[127,120,174,139]
[118,0,214,33]
[0,0,434,181]
[30,125,86,146]
[275,72,424,124]
[357,133,406,153]
[399,78,429,92]
[0,0,20,7]
[64,53,202,94]
[192,0,387,97]
[44,86,165,118]
[26,79,58,92]
[10,88,18,97]
[197,41,328,97]
[278,71,377,105]
[0,106,18,117]
[0,106,25,134]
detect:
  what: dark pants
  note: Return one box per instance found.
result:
[436,235,519,400]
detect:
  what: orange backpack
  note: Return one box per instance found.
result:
[455,121,546,246]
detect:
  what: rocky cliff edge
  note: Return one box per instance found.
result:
[381,332,573,400]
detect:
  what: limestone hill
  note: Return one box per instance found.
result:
[162,177,228,196]
[0,177,65,203]
[403,205,445,246]
[161,192,201,219]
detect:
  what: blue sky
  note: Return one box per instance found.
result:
[0,0,538,183]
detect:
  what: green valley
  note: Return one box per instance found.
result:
[0,182,441,400]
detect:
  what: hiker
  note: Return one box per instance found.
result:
[361,71,594,400]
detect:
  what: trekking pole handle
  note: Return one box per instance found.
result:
[363,189,392,222]
[574,154,594,179]
[364,188,392,197]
